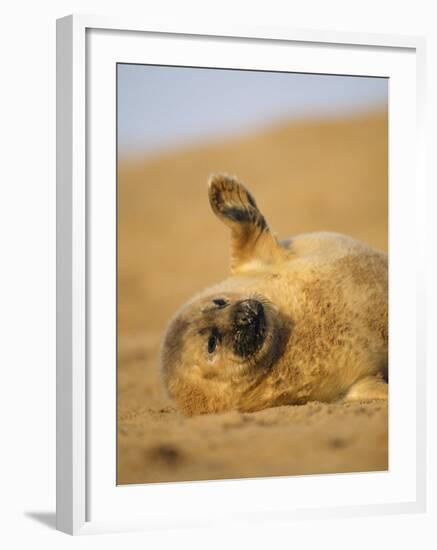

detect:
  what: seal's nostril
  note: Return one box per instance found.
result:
[235,300,264,326]
[256,301,264,317]
[232,299,267,357]
[244,299,264,317]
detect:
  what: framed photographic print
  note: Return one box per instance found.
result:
[56,14,427,535]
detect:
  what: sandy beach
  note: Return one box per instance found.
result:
[117,110,388,484]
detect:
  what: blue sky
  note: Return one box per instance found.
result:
[117,64,388,156]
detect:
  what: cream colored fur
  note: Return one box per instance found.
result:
[161,174,388,415]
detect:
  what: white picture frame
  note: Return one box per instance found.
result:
[56,14,427,536]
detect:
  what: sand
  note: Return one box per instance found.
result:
[117,110,388,485]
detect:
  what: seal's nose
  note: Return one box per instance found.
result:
[232,299,267,357]
[235,299,264,326]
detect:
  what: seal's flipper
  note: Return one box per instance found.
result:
[343,376,388,402]
[208,174,286,273]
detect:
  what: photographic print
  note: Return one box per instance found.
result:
[116,64,388,485]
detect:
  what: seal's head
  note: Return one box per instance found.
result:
[161,292,289,415]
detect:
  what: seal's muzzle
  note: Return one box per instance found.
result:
[232,299,267,357]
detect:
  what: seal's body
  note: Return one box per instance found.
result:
[161,175,388,415]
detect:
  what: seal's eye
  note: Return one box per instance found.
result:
[208,334,218,353]
[213,298,227,308]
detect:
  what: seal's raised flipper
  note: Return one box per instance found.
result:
[208,174,286,273]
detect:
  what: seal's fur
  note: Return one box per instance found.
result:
[161,174,388,415]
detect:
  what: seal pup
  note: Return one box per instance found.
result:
[161,174,388,415]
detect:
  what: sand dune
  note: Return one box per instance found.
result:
[117,110,388,484]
